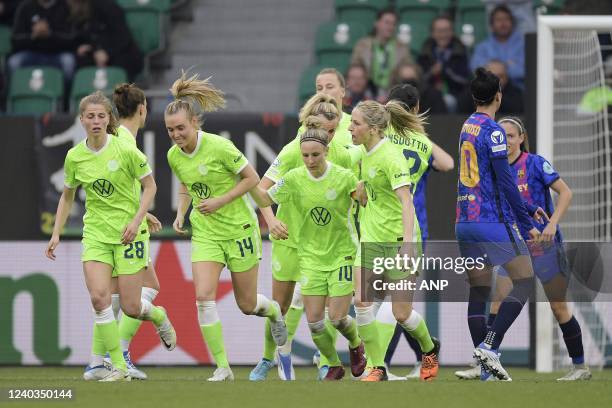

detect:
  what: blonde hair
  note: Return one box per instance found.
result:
[299,115,329,146]
[79,91,118,135]
[299,93,341,124]
[354,100,425,140]
[165,71,225,129]
[317,67,346,89]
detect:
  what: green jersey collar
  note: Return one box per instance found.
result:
[179,130,203,158]
[84,133,111,155]
[306,161,331,182]
[365,137,387,156]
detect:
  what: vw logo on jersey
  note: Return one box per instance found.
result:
[92,179,114,197]
[310,206,331,226]
[192,182,211,199]
[325,189,337,200]
[198,164,208,176]
[368,167,377,179]
[491,130,504,144]
[107,160,119,172]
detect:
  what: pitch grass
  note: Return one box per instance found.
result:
[0,367,610,408]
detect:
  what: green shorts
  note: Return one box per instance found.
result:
[82,236,149,276]
[300,265,354,297]
[192,225,262,272]
[355,242,422,281]
[271,242,300,282]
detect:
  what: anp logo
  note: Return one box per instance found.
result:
[92,179,114,197]
[192,182,211,199]
[310,207,331,226]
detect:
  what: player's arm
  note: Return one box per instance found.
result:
[197,164,260,215]
[431,143,454,172]
[173,183,191,235]
[395,186,415,243]
[250,183,275,208]
[45,186,76,260]
[123,174,157,244]
[541,178,572,242]
[256,176,288,240]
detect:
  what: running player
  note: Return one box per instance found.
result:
[166,72,287,382]
[45,91,176,382]
[350,99,440,382]
[382,84,454,380]
[250,93,361,381]
[251,118,366,381]
[456,68,539,381]
[492,117,589,381]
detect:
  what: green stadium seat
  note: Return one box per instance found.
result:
[397,0,452,54]
[116,0,170,55]
[297,65,325,108]
[334,0,389,28]
[455,0,488,49]
[70,67,128,110]
[315,21,367,72]
[0,24,11,63]
[8,66,63,114]
[534,0,564,15]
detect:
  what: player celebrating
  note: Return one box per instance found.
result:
[250,93,360,381]
[45,91,176,382]
[166,72,287,382]
[350,99,440,382]
[250,118,365,381]
[382,84,454,379]
[491,117,589,381]
[456,68,539,381]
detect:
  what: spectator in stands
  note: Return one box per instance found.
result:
[458,60,524,114]
[351,7,412,97]
[8,0,76,80]
[68,0,143,81]
[484,1,536,34]
[343,62,375,111]
[418,15,471,112]
[390,61,447,114]
[470,5,525,90]
[0,0,20,25]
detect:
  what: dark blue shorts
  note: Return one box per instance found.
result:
[456,222,529,267]
[498,241,567,283]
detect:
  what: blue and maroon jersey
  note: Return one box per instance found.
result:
[511,151,562,240]
[456,112,516,224]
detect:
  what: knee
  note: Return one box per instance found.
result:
[236,297,256,315]
[121,301,142,318]
[308,319,326,334]
[393,309,413,324]
[90,291,111,311]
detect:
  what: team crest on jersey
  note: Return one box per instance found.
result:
[107,160,119,172]
[326,189,337,200]
[491,130,504,144]
[543,161,554,175]
[517,169,525,179]
[272,158,280,168]
[92,179,114,197]
[191,182,211,199]
[198,164,208,176]
[310,207,331,226]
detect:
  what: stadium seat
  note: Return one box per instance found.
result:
[334,0,389,28]
[0,24,11,64]
[534,0,564,15]
[297,65,325,107]
[455,0,488,49]
[314,21,367,73]
[397,0,452,54]
[7,66,63,114]
[70,67,128,110]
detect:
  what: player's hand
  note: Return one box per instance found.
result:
[173,216,187,235]
[540,221,557,242]
[532,207,549,224]
[356,181,368,207]
[121,220,139,245]
[267,217,288,240]
[146,212,162,234]
[197,197,227,215]
[527,227,541,242]
[45,234,59,260]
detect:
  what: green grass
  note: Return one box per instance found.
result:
[0,367,610,408]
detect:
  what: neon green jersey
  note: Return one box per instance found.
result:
[63,134,152,244]
[264,135,353,248]
[167,131,257,240]
[268,162,358,270]
[360,138,419,243]
[116,125,137,147]
[296,112,352,147]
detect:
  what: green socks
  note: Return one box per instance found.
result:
[201,321,229,368]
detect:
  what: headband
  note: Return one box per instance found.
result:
[300,136,328,146]
[499,118,524,135]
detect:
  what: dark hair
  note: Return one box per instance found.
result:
[489,5,515,27]
[470,67,501,106]
[113,83,146,119]
[499,116,529,152]
[388,83,420,111]
[346,62,368,78]
[370,6,397,36]
[430,14,454,32]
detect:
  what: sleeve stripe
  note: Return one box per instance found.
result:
[64,183,75,189]
[392,181,411,190]
[263,173,279,183]
[139,170,153,180]
[235,160,248,174]
[268,191,279,204]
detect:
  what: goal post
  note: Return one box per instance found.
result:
[536,15,612,373]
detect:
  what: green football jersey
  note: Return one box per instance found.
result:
[385,128,433,188]
[296,112,352,147]
[359,138,419,243]
[116,125,137,147]
[167,131,257,240]
[268,162,358,271]
[264,135,353,248]
[63,134,152,244]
